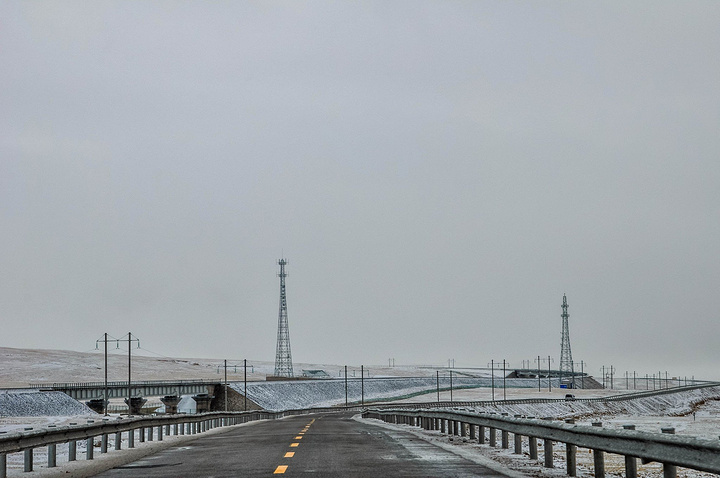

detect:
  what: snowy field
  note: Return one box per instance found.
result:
[2,347,719,477]
[363,389,720,478]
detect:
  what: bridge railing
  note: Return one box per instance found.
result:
[28,379,222,390]
[363,408,720,477]
[0,406,362,476]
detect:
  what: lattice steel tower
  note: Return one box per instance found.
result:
[559,294,574,385]
[274,258,293,377]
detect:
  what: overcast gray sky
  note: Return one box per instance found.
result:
[1,1,719,380]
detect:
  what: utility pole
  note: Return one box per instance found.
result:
[244,359,248,411]
[537,356,541,392]
[490,360,495,401]
[124,333,139,413]
[548,355,551,392]
[345,366,348,406]
[503,360,507,401]
[224,359,228,412]
[450,370,453,402]
[95,333,119,416]
[361,365,364,406]
[436,371,440,402]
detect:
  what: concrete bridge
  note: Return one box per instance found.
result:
[33,379,221,400]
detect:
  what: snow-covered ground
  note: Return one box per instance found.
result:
[362,389,720,478]
[239,376,563,410]
[2,346,719,477]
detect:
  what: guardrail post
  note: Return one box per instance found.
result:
[661,428,677,478]
[479,425,485,444]
[115,431,122,450]
[158,425,163,441]
[469,424,476,439]
[139,427,145,442]
[180,423,185,435]
[489,427,497,447]
[529,436,537,459]
[622,425,637,478]
[86,437,94,460]
[514,433,522,454]
[48,444,57,467]
[543,438,553,468]
[564,419,576,476]
[148,426,154,441]
[460,422,466,437]
[441,419,446,434]
[69,440,77,460]
[592,422,604,478]
[502,430,509,449]
[1,453,6,478]
[173,424,178,435]
[101,433,108,453]
[128,429,135,448]
[24,448,33,472]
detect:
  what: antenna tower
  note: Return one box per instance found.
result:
[274,258,293,377]
[559,294,574,386]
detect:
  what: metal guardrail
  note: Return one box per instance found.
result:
[0,406,362,476]
[371,381,720,409]
[364,408,720,477]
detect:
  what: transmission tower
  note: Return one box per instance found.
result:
[274,258,294,377]
[559,294,574,386]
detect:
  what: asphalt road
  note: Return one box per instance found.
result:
[93,412,511,477]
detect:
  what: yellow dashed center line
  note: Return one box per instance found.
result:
[295,436,303,439]
[274,465,288,474]
[284,451,295,458]
[290,442,299,447]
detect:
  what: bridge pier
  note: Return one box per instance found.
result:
[125,397,147,415]
[160,395,182,414]
[193,394,213,413]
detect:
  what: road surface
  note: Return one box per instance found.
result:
[94,412,512,477]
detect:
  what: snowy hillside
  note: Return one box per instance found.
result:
[0,391,93,417]
[238,377,560,410]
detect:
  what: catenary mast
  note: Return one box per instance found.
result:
[274,258,293,377]
[559,294,574,387]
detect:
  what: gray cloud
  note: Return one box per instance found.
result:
[1,1,719,380]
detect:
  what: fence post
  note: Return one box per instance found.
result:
[623,425,637,478]
[661,428,677,478]
[592,422,605,478]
